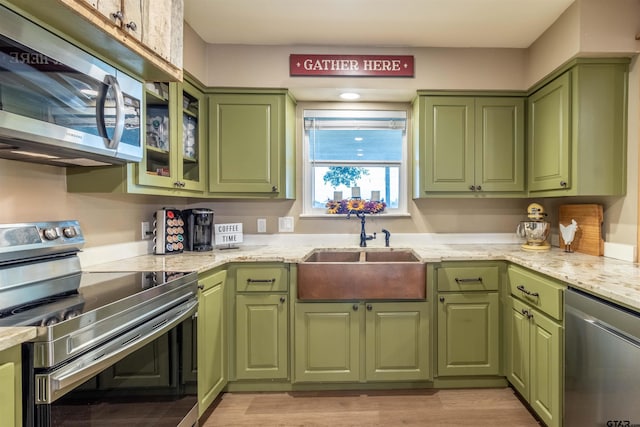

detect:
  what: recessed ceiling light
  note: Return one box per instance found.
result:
[354,137,363,141]
[339,92,360,100]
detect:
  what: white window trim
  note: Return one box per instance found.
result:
[300,104,410,217]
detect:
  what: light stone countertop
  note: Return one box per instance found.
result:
[83,243,640,313]
[4,242,640,351]
[0,327,37,352]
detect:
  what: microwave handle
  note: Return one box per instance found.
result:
[97,74,125,149]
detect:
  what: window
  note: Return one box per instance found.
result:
[303,109,407,215]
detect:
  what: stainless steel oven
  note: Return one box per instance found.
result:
[0,221,198,427]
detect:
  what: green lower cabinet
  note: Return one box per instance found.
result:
[0,345,20,427]
[364,302,430,381]
[507,297,562,427]
[294,302,360,382]
[197,269,227,416]
[294,302,430,383]
[235,294,289,380]
[437,292,500,376]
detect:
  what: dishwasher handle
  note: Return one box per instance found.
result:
[586,319,640,349]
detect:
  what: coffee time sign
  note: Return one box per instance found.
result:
[290,54,414,77]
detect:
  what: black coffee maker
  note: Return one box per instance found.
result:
[182,208,214,251]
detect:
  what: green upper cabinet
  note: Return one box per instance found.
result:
[413,94,525,197]
[208,90,296,199]
[67,76,207,197]
[137,79,207,193]
[527,59,629,196]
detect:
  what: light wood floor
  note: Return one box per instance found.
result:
[200,388,542,426]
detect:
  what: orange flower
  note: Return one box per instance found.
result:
[347,199,365,211]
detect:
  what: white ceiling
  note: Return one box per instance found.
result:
[184,0,575,48]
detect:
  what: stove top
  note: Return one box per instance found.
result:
[0,220,199,370]
[0,270,191,328]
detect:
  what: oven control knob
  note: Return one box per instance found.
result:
[43,228,60,241]
[44,317,60,326]
[62,227,77,238]
[64,310,81,320]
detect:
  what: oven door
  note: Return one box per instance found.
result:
[24,299,198,427]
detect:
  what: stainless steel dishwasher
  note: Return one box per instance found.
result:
[565,288,640,427]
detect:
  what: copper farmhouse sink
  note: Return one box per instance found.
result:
[297,249,426,300]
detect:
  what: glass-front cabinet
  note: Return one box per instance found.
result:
[138,79,206,192]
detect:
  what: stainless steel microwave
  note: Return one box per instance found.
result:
[0,5,143,166]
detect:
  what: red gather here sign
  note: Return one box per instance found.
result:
[290,54,414,77]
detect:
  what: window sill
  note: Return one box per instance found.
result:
[299,213,411,219]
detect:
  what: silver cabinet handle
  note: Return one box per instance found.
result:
[439,296,445,303]
[469,185,476,191]
[279,296,286,303]
[125,21,137,31]
[516,284,539,297]
[455,277,483,284]
[247,278,276,284]
[366,304,373,311]
[560,181,568,187]
[476,185,482,191]
[111,10,124,21]
[521,308,533,319]
[352,304,359,311]
[272,185,279,192]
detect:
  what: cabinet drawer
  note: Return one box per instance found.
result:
[508,265,565,320]
[437,265,499,291]
[235,265,288,292]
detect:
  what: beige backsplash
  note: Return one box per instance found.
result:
[0,158,635,260]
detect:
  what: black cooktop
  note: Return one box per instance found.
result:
[0,270,191,327]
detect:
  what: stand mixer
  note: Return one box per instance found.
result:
[516,203,551,251]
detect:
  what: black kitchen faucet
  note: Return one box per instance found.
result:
[347,210,376,247]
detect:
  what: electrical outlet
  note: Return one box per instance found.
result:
[141,221,151,240]
[278,216,294,233]
[257,218,267,233]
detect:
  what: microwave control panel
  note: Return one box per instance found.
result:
[153,208,185,254]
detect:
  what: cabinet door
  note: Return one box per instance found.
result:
[365,302,430,381]
[178,80,206,191]
[437,292,499,376]
[506,297,530,399]
[528,72,571,192]
[235,294,288,380]
[0,346,20,427]
[138,84,177,189]
[209,94,282,194]
[529,309,563,427]
[475,98,525,192]
[294,303,360,382]
[99,333,172,389]
[422,97,475,191]
[197,270,226,416]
